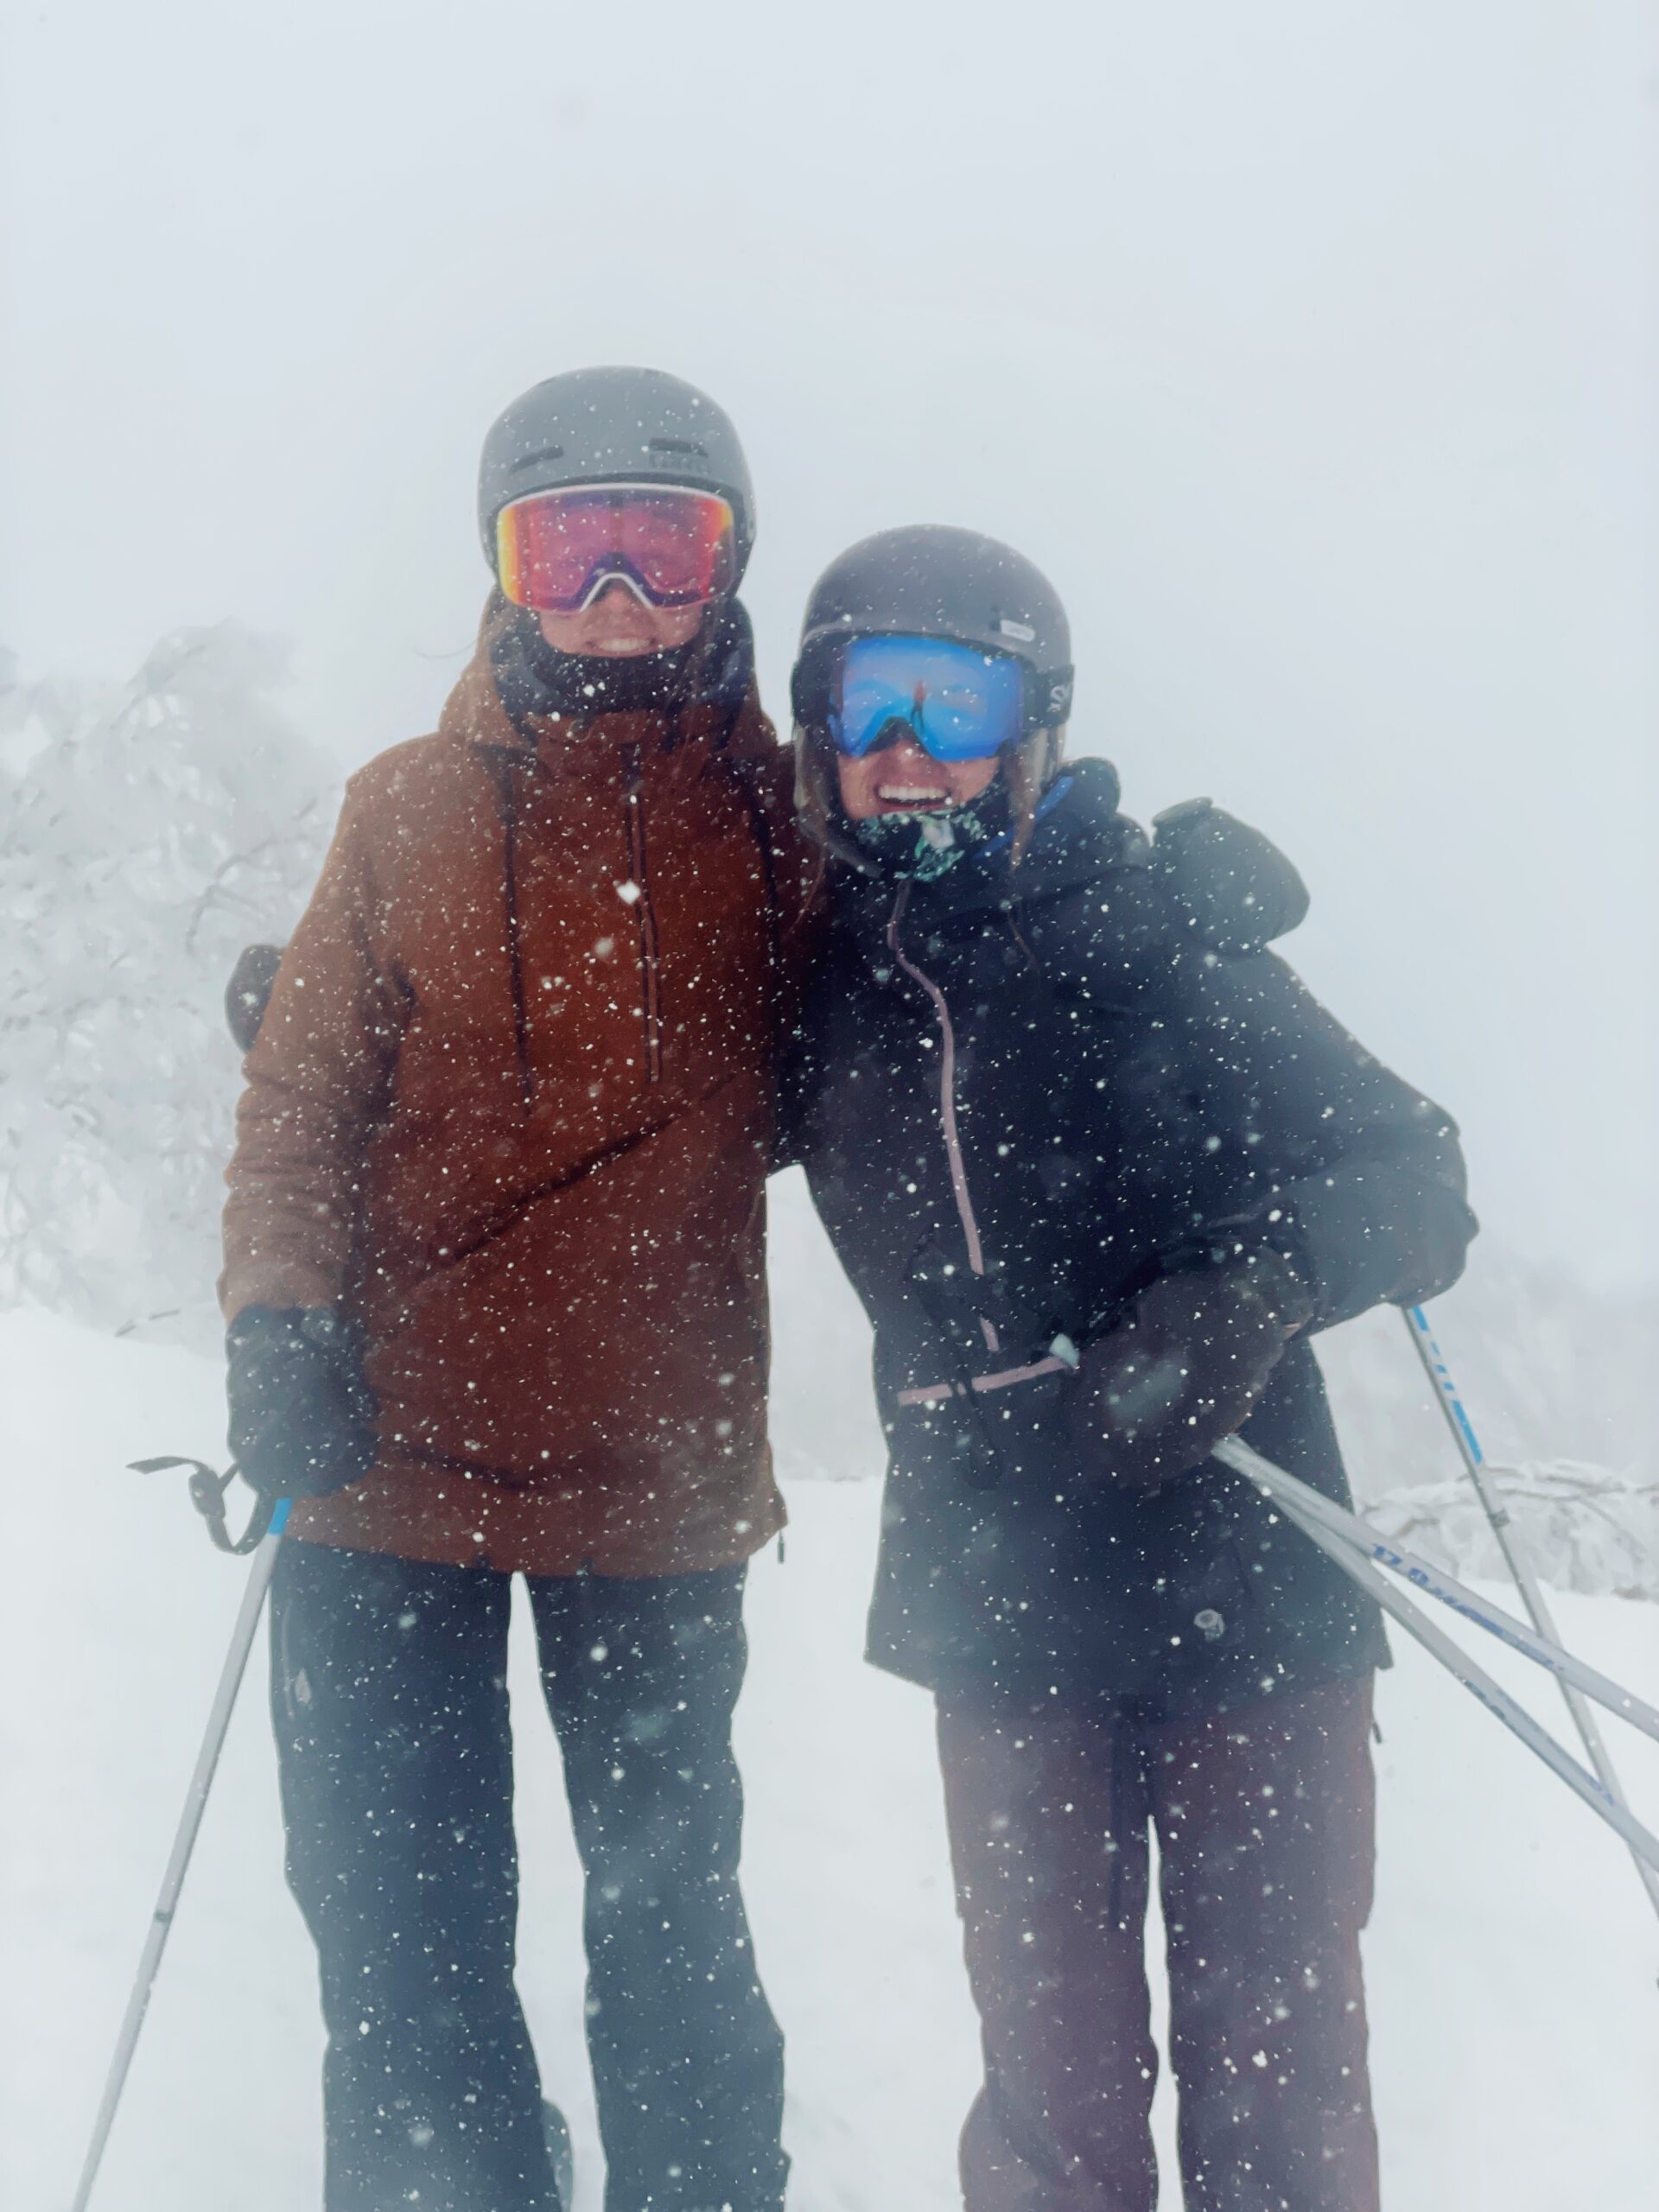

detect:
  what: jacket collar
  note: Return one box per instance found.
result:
[438,597,768,789]
[828,757,1139,938]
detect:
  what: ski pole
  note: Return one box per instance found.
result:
[69,1499,289,2212]
[1402,1304,1659,1935]
[1210,1433,1659,1745]
[1212,1438,1659,1873]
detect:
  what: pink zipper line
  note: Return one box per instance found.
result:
[887,889,1001,1356]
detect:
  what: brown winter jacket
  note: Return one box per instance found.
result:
[220,611,815,1576]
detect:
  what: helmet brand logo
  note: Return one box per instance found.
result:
[998,618,1036,643]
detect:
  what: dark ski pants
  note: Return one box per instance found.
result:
[270,1537,787,2212]
[935,1677,1378,2212]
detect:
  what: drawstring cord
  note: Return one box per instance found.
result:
[885,881,1000,1352]
[482,627,751,1117]
[486,754,535,1114]
[721,758,787,1076]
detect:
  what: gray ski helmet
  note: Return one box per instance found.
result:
[478,365,755,585]
[791,524,1073,736]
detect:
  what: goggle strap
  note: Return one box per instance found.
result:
[1038,665,1075,725]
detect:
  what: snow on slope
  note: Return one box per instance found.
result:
[3,1306,1657,2212]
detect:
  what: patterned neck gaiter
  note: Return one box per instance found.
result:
[849,779,1012,883]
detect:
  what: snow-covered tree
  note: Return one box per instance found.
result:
[1,625,331,1345]
[1314,1246,1659,1599]
[1367,1459,1659,1601]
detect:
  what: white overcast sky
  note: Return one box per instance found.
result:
[3,0,1656,1283]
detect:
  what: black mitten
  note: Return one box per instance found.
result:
[226,1305,379,1502]
[1069,1253,1311,1490]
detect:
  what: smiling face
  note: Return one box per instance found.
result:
[826,631,1017,820]
[835,732,1001,820]
[536,577,705,658]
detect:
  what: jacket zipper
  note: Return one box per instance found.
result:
[886,887,1001,1355]
[625,752,664,1084]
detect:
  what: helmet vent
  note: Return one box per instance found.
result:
[511,445,565,472]
[648,435,709,457]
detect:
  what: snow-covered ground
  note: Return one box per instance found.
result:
[4,1302,1658,2212]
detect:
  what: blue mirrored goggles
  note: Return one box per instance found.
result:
[826,634,1027,763]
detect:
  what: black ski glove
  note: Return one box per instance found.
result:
[226,1305,379,1503]
[1068,1251,1313,1491]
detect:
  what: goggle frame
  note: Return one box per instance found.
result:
[495,480,738,613]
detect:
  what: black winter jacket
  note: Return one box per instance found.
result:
[786,760,1476,1716]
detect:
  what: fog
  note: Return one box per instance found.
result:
[3,0,1656,1286]
[6,13,1659,2208]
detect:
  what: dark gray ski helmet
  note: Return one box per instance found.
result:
[478,365,755,584]
[791,524,1072,736]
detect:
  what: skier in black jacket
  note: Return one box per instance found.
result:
[784,526,1476,2212]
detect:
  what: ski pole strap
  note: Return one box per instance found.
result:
[130,1457,277,1555]
[1211,1436,1659,1748]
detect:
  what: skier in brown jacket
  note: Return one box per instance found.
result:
[220,368,811,2212]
